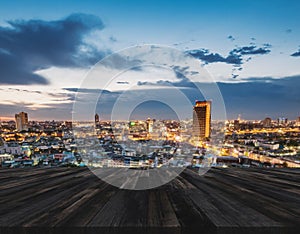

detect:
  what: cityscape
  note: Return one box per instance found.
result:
[1,0,300,232]
[1,100,300,170]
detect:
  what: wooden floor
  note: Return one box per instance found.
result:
[0,167,299,233]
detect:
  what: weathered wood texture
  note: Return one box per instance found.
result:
[0,167,299,233]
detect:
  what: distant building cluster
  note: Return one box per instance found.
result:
[228,116,299,131]
[0,103,299,169]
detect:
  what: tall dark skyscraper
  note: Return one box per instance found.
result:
[15,112,28,131]
[95,113,99,123]
[193,100,211,140]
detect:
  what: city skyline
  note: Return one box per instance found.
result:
[0,0,300,120]
[1,109,300,122]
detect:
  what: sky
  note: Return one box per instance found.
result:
[0,0,299,121]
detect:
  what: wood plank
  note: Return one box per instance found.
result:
[0,167,299,231]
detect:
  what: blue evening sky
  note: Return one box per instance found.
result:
[0,0,299,120]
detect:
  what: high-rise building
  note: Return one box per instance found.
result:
[193,100,211,140]
[262,117,272,128]
[146,118,154,133]
[233,119,240,130]
[15,112,28,131]
[64,121,72,129]
[95,113,99,123]
[296,117,300,127]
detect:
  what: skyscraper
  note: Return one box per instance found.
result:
[146,118,154,133]
[297,117,300,127]
[262,117,272,128]
[193,100,211,140]
[15,112,28,131]
[95,113,99,123]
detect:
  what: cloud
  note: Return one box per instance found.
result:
[135,75,300,119]
[116,81,129,84]
[0,87,76,106]
[218,75,300,119]
[1,75,299,120]
[187,44,271,66]
[0,13,106,85]
[187,43,271,79]
[100,53,143,70]
[63,88,121,99]
[136,65,197,88]
[187,49,240,65]
[291,49,300,57]
[0,51,49,84]
[7,88,42,94]
[227,35,235,41]
[63,88,117,94]
[230,45,271,56]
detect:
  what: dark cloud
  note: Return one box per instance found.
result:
[130,66,143,71]
[230,45,271,56]
[187,44,271,66]
[227,35,235,41]
[187,49,239,65]
[0,13,106,85]
[135,75,300,119]
[187,46,269,66]
[291,49,300,57]
[0,51,49,84]
[187,43,271,79]
[218,75,300,119]
[224,54,243,65]
[137,80,172,86]
[7,88,42,94]
[116,81,129,84]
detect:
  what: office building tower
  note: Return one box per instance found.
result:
[193,100,211,140]
[296,117,300,126]
[95,113,99,123]
[146,118,154,133]
[262,117,272,128]
[15,112,28,131]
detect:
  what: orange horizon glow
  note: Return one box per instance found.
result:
[0,116,15,121]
